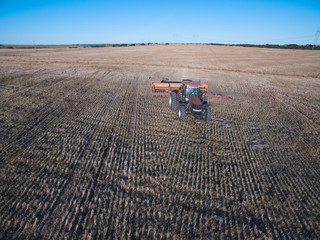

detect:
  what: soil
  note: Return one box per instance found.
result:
[0,45,319,239]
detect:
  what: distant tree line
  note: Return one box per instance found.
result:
[208,43,320,50]
[1,43,319,50]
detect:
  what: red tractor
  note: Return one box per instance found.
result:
[169,80,212,123]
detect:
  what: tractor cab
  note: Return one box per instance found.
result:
[182,79,199,97]
[185,87,200,100]
[181,80,206,104]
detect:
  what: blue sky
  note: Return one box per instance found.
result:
[0,0,319,45]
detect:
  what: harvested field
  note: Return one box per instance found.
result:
[0,45,320,239]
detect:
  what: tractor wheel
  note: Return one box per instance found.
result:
[169,92,178,110]
[179,106,186,122]
[205,107,212,124]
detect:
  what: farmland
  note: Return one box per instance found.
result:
[0,45,320,239]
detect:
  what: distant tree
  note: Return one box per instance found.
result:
[90,44,106,47]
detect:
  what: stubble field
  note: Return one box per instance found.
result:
[0,45,319,239]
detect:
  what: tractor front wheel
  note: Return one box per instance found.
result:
[205,107,212,124]
[169,92,178,110]
[179,106,186,122]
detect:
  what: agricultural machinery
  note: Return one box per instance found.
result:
[150,79,212,123]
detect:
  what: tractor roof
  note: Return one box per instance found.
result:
[182,79,201,88]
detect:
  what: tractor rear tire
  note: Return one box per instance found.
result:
[179,106,186,122]
[205,107,212,124]
[169,92,178,110]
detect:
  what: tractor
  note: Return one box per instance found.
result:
[169,80,212,123]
